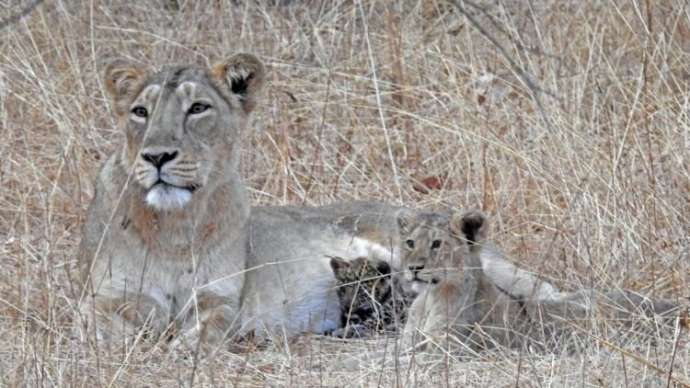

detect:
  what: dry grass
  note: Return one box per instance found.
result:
[1,0,689,386]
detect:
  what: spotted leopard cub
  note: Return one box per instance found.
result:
[329,256,414,338]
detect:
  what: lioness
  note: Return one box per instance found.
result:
[77,53,265,344]
[79,62,413,343]
[77,56,407,343]
[400,210,685,354]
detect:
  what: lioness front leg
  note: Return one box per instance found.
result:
[79,294,170,344]
[173,293,241,349]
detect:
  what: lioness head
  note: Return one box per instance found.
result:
[103,54,265,211]
[399,210,487,289]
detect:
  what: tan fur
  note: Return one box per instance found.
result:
[80,54,597,345]
[104,59,146,116]
[240,202,409,336]
[241,202,566,338]
[437,282,459,299]
[77,53,265,347]
[401,210,518,352]
[402,211,685,354]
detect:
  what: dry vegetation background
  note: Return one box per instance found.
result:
[1,0,689,386]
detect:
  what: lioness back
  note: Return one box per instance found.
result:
[240,202,410,336]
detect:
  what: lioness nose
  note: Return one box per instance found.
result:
[142,151,178,169]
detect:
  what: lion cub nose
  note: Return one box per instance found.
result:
[141,151,178,169]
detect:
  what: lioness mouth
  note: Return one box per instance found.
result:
[145,180,198,210]
[152,179,198,193]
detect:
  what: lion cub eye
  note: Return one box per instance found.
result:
[188,102,211,115]
[431,240,442,249]
[131,106,148,118]
[405,239,415,249]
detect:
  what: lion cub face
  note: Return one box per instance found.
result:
[103,54,264,211]
[399,210,486,290]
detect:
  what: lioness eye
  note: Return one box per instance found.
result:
[431,240,442,249]
[188,102,211,115]
[131,106,148,118]
[405,239,415,249]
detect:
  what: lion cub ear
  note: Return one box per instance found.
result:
[396,210,415,235]
[374,260,391,276]
[103,58,146,116]
[450,210,488,248]
[211,53,266,114]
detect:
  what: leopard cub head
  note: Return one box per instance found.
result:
[330,256,392,324]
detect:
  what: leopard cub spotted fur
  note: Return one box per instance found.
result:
[329,256,415,338]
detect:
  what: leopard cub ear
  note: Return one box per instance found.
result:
[329,256,351,278]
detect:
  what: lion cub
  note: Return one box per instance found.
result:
[329,256,413,338]
[399,210,522,352]
[400,210,686,354]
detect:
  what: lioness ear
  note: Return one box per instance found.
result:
[329,256,350,277]
[450,210,488,246]
[211,53,265,114]
[104,58,146,116]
